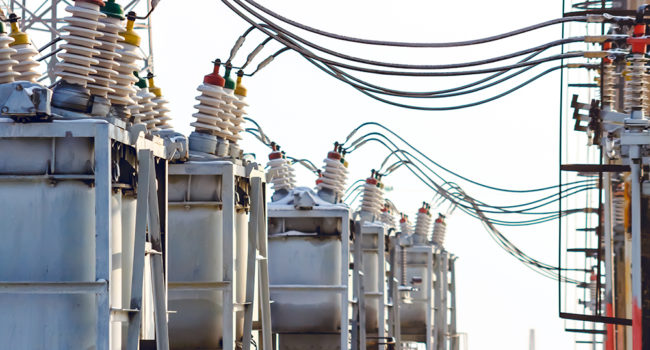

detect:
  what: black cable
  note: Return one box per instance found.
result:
[242,0,587,48]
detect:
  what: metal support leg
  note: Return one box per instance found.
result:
[427,250,434,350]
[630,148,643,350]
[222,164,236,350]
[449,257,458,350]
[254,177,273,350]
[146,154,170,350]
[127,150,152,350]
[242,178,260,350]
[95,125,112,350]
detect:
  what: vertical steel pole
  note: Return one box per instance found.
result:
[630,153,642,350]
[222,164,236,350]
[95,125,112,350]
[449,257,458,350]
[255,176,273,350]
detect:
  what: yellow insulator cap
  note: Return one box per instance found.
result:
[235,74,247,97]
[147,75,162,97]
[343,160,349,168]
[119,18,141,47]
[9,19,29,46]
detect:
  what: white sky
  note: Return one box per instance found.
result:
[144,0,595,348]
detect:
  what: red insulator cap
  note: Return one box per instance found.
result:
[366,178,378,185]
[435,217,443,223]
[268,151,282,160]
[316,178,323,185]
[399,217,406,223]
[327,151,341,160]
[603,42,612,63]
[418,207,427,214]
[79,0,106,6]
[204,62,225,87]
[629,24,650,54]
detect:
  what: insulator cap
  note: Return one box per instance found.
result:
[147,75,162,97]
[224,66,236,90]
[269,151,282,160]
[134,71,147,88]
[204,62,225,86]
[327,151,341,160]
[101,0,125,19]
[418,207,428,214]
[235,72,247,97]
[8,14,29,46]
[79,0,106,6]
[366,178,378,185]
[119,17,141,47]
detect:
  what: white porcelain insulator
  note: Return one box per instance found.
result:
[137,87,157,129]
[87,16,124,97]
[108,42,141,106]
[431,219,446,246]
[0,34,19,84]
[399,219,413,235]
[414,211,431,238]
[360,182,383,217]
[602,62,616,109]
[267,157,296,192]
[128,84,144,123]
[220,88,239,142]
[623,54,647,113]
[612,191,625,227]
[380,210,396,229]
[11,43,39,82]
[190,83,235,140]
[230,94,248,143]
[317,156,347,198]
[153,95,172,130]
[55,2,106,86]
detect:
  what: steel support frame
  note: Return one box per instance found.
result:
[361,223,387,350]
[268,206,350,350]
[168,161,271,350]
[0,120,167,350]
[401,245,436,349]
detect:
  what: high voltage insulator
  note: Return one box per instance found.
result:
[316,146,348,201]
[379,204,396,229]
[267,149,296,193]
[431,213,447,247]
[87,0,125,98]
[55,0,106,87]
[612,186,625,229]
[220,66,239,144]
[414,203,432,238]
[137,79,157,129]
[600,50,617,110]
[0,22,19,84]
[399,214,413,235]
[191,60,235,156]
[147,73,172,131]
[623,54,647,112]
[624,24,649,115]
[128,72,144,123]
[230,71,249,155]
[7,14,39,83]
[360,175,383,217]
[109,12,142,114]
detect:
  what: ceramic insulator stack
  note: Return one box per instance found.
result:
[55,1,106,87]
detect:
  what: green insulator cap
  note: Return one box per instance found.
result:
[134,71,147,88]
[0,21,5,34]
[101,0,126,19]
[224,66,236,90]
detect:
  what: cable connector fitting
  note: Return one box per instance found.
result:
[583,51,610,59]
